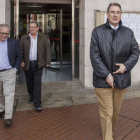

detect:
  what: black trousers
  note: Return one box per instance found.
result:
[25,61,43,107]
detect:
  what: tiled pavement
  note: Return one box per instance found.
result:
[1,98,140,140]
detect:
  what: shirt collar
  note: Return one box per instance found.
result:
[109,23,119,30]
[29,32,38,38]
[0,39,7,44]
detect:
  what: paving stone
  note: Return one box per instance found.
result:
[14,81,140,112]
[42,97,73,108]
[7,81,140,139]
[16,101,34,111]
[1,98,140,140]
[72,95,98,105]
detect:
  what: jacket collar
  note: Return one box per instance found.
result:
[105,19,122,30]
[25,31,44,39]
[7,38,11,56]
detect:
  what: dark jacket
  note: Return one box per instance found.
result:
[90,19,139,89]
[7,38,22,71]
[20,32,51,71]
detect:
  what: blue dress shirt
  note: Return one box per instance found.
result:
[0,39,12,71]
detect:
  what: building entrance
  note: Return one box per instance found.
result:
[13,0,79,83]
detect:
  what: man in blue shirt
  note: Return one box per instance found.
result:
[0,24,22,126]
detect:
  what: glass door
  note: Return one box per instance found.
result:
[46,10,63,71]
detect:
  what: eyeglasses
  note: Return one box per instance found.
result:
[0,32,9,35]
[29,27,37,29]
[109,11,122,15]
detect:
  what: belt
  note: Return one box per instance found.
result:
[30,60,37,63]
[0,68,11,72]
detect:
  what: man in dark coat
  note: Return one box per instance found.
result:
[20,21,51,111]
[90,3,139,140]
[0,24,22,126]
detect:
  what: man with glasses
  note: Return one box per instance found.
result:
[0,24,22,126]
[20,21,51,111]
[90,3,139,140]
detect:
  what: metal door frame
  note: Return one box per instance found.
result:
[72,0,75,80]
[15,0,19,40]
[60,9,63,71]
[19,0,71,4]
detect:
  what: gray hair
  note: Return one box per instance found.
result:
[28,21,39,27]
[0,24,10,29]
[107,3,122,12]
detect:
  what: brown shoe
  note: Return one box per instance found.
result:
[5,119,12,126]
[0,111,5,118]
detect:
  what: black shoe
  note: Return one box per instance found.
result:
[5,119,12,126]
[28,98,34,104]
[0,111,5,118]
[35,106,42,111]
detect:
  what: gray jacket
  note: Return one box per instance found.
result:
[90,19,139,89]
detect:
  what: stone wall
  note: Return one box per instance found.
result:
[0,0,10,25]
[79,0,140,88]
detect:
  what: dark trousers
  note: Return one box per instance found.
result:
[25,61,43,107]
